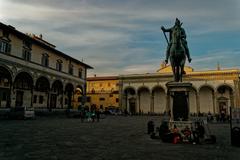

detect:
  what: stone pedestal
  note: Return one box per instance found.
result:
[166,82,192,121]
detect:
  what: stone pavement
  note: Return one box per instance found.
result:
[0,116,240,160]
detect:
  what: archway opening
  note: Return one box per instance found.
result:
[138,87,150,114]
[14,72,33,107]
[65,83,74,109]
[152,86,165,114]
[50,80,63,108]
[0,66,12,107]
[124,87,136,114]
[199,85,214,114]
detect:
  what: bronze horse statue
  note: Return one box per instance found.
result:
[169,25,186,82]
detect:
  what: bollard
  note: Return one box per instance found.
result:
[231,127,240,147]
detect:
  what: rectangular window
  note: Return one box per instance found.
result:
[2,92,7,101]
[99,97,105,101]
[33,95,37,103]
[116,98,119,103]
[109,94,113,97]
[69,64,73,75]
[39,96,44,104]
[56,60,62,71]
[78,68,82,78]
[41,54,49,67]
[22,49,31,61]
[0,41,11,54]
[112,91,119,94]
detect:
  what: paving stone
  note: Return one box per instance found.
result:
[0,116,240,160]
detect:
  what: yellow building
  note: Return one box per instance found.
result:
[86,76,119,110]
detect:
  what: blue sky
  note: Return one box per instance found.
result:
[0,0,240,76]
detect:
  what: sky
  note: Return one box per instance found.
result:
[0,0,240,76]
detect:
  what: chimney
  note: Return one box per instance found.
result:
[39,34,42,39]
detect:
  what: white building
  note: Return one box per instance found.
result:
[0,22,92,109]
[119,64,240,115]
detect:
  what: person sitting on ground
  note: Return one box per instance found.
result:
[172,125,181,144]
[182,125,192,143]
[193,122,205,144]
[159,121,172,143]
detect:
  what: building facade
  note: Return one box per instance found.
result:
[119,64,240,115]
[0,22,92,109]
[86,76,119,110]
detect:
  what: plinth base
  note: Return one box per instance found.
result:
[166,82,192,121]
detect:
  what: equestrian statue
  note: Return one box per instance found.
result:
[161,18,192,82]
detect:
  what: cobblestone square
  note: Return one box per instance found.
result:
[0,116,240,160]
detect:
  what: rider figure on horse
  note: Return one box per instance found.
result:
[161,18,192,65]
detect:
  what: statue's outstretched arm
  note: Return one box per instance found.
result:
[161,26,172,32]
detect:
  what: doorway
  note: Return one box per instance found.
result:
[129,98,136,114]
[50,94,57,108]
[16,91,24,107]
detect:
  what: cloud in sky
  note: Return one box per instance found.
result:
[1,0,240,76]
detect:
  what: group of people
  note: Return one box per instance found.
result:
[78,109,101,122]
[158,121,205,144]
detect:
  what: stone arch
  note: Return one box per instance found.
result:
[75,85,84,108]
[49,80,64,109]
[51,80,63,94]
[199,85,215,114]
[152,85,166,114]
[0,65,13,82]
[65,83,74,93]
[34,76,50,108]
[13,71,34,107]
[138,86,151,113]
[76,85,84,95]
[198,84,215,93]
[35,76,50,92]
[137,86,150,93]
[65,83,74,108]
[216,83,234,92]
[14,71,33,90]
[124,87,136,95]
[0,65,12,107]
[123,87,136,114]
